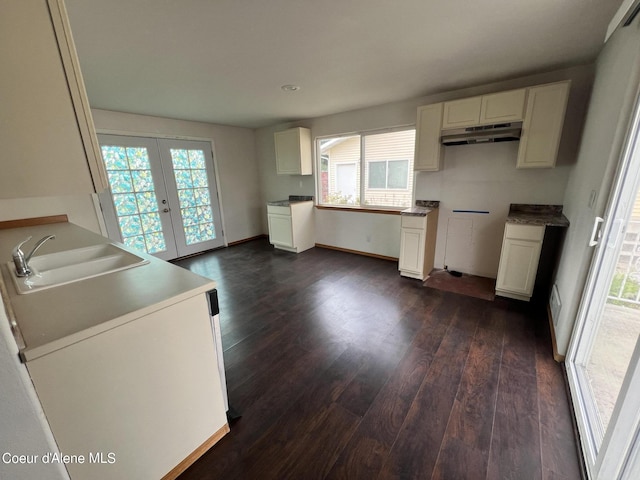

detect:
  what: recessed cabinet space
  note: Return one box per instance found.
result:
[495,223,545,301]
[267,201,315,253]
[399,211,439,280]
[441,88,526,130]
[0,0,108,199]
[414,103,444,171]
[274,127,312,175]
[516,81,571,169]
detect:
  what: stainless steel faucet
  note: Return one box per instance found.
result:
[12,235,55,277]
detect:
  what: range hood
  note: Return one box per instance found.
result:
[441,122,522,146]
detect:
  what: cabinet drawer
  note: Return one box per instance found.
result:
[267,205,291,216]
[504,223,545,241]
[401,215,427,229]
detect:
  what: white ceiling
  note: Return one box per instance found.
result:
[65,0,623,129]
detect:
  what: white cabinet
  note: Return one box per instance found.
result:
[517,81,570,169]
[399,211,439,280]
[0,0,108,198]
[441,89,526,130]
[442,96,482,129]
[267,201,315,253]
[414,103,444,171]
[26,294,228,480]
[274,127,312,175]
[479,89,527,125]
[495,223,545,301]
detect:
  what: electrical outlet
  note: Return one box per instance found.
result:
[550,284,562,326]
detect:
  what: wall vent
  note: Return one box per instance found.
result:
[550,284,562,326]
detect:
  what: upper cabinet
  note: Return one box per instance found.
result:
[442,97,482,129]
[0,0,108,199]
[516,81,571,169]
[274,127,312,175]
[441,89,526,130]
[414,103,444,171]
[415,81,570,171]
[479,89,527,125]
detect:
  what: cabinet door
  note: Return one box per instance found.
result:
[479,89,526,125]
[399,228,425,274]
[516,81,570,169]
[274,127,312,175]
[442,96,482,129]
[268,214,294,247]
[414,103,444,171]
[496,237,542,296]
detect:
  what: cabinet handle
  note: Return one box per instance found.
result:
[588,217,604,247]
[163,208,170,213]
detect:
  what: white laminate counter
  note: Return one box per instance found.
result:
[0,222,216,361]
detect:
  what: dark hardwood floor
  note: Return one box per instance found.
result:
[174,239,582,480]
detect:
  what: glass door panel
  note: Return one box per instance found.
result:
[158,139,225,256]
[586,190,640,432]
[98,135,178,260]
[567,90,640,478]
[98,136,225,260]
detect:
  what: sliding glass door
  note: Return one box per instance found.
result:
[567,90,640,479]
[98,135,224,260]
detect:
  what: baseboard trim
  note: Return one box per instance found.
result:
[228,234,267,247]
[547,304,565,362]
[315,243,398,262]
[161,423,230,480]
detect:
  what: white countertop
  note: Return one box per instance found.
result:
[0,222,216,361]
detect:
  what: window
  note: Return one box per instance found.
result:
[368,160,409,189]
[317,128,415,208]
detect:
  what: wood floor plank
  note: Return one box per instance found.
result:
[432,325,504,480]
[487,364,542,479]
[173,240,582,480]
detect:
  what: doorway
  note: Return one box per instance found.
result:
[567,88,640,479]
[97,134,225,260]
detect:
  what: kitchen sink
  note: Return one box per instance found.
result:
[8,243,149,294]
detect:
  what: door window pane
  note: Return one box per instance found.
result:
[101,145,168,254]
[586,188,640,431]
[169,149,217,245]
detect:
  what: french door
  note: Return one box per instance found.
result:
[97,135,224,260]
[567,88,640,479]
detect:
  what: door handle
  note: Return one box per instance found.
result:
[588,217,604,247]
[163,208,170,213]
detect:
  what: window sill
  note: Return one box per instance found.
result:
[315,205,403,215]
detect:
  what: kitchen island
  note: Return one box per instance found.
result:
[0,218,228,480]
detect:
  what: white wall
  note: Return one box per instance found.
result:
[552,21,640,355]
[0,297,69,480]
[91,109,262,244]
[256,64,594,270]
[0,196,102,234]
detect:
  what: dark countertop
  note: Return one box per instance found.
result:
[401,200,440,217]
[267,195,314,207]
[506,204,570,227]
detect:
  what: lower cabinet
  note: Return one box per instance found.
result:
[267,201,315,253]
[25,294,228,480]
[399,210,438,280]
[495,223,545,301]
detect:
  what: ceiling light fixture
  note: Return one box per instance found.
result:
[281,84,301,92]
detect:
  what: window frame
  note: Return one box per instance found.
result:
[315,125,416,210]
